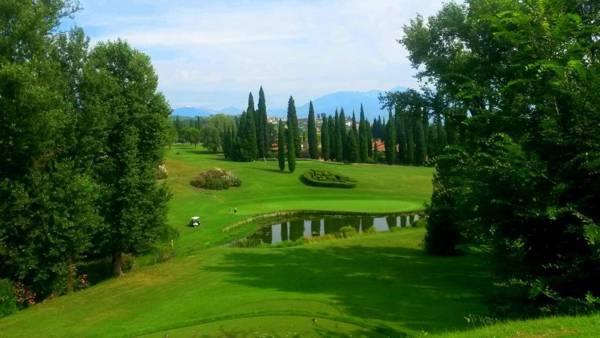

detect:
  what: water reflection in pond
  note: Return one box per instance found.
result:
[245,213,421,245]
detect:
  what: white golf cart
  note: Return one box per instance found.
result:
[188,216,201,228]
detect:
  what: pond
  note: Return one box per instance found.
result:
[238,213,422,246]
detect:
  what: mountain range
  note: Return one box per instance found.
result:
[172,86,408,120]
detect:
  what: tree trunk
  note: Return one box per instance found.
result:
[112,251,123,277]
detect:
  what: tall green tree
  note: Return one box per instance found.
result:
[339,109,347,161]
[257,86,268,158]
[404,0,600,312]
[0,1,102,299]
[367,120,374,159]
[277,120,286,171]
[286,97,297,172]
[328,115,337,161]
[358,105,369,162]
[307,101,318,159]
[347,112,359,163]
[384,111,397,165]
[82,41,171,276]
[320,114,330,160]
[415,118,426,165]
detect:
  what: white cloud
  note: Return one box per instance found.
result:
[73,0,448,108]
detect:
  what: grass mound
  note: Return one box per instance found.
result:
[190,168,241,190]
[301,169,357,188]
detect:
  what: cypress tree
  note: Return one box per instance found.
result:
[332,110,339,161]
[358,105,368,162]
[321,114,330,160]
[406,116,415,164]
[384,111,396,165]
[286,97,297,172]
[397,113,407,163]
[246,92,258,160]
[339,109,347,161]
[348,112,359,162]
[367,120,374,159]
[415,118,426,165]
[307,102,317,159]
[334,111,343,161]
[257,86,268,159]
[277,120,286,171]
[236,110,257,161]
[328,115,336,161]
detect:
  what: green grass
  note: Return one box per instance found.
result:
[164,145,434,254]
[0,228,492,337]
[442,314,600,338]
[1,144,596,337]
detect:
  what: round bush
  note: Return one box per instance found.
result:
[301,169,357,188]
[190,168,241,190]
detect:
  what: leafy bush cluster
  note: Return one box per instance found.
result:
[0,279,17,318]
[190,168,241,190]
[301,169,357,188]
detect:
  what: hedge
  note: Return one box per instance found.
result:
[301,169,357,188]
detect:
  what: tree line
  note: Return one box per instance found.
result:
[222,88,272,161]
[219,89,451,168]
[403,0,600,315]
[0,1,172,304]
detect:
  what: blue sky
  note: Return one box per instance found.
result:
[63,0,448,109]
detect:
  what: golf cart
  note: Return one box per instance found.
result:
[188,216,201,228]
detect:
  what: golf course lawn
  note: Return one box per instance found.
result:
[0,228,493,337]
[3,144,597,337]
[164,145,434,254]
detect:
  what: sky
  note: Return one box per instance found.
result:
[63,0,447,110]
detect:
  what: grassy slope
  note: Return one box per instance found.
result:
[0,229,492,337]
[440,313,600,338]
[2,145,595,337]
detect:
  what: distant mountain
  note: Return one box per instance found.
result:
[295,86,408,120]
[172,86,409,120]
[219,106,242,115]
[172,106,215,117]
[171,106,240,117]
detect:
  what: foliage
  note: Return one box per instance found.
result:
[286,97,298,172]
[0,280,17,318]
[403,0,600,313]
[301,169,357,188]
[320,114,330,160]
[307,101,318,159]
[190,169,241,190]
[335,226,358,238]
[277,120,286,172]
[81,40,172,276]
[199,126,220,153]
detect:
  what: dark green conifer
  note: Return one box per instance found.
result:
[286,97,297,172]
[321,114,330,160]
[385,111,396,165]
[307,102,317,159]
[277,120,286,171]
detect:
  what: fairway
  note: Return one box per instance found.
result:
[165,145,434,253]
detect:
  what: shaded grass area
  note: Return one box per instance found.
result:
[0,229,493,337]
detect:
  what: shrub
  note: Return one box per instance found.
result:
[190,168,241,190]
[336,226,358,238]
[301,169,357,188]
[0,279,17,318]
[155,163,168,179]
